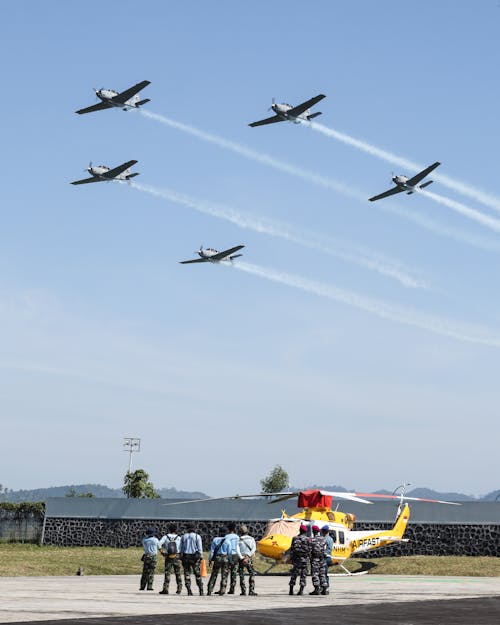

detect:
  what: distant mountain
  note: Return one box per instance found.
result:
[482,489,500,501]
[0,484,209,502]
[405,487,475,502]
[0,483,497,503]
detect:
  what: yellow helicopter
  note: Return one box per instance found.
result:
[163,484,458,574]
[255,485,458,573]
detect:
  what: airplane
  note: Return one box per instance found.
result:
[249,94,326,127]
[75,80,151,114]
[179,245,245,264]
[368,162,441,202]
[162,485,458,575]
[70,160,139,185]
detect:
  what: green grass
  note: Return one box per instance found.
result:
[0,545,498,577]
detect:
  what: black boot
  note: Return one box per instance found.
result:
[297,586,304,595]
[321,587,329,595]
[309,586,320,595]
[289,586,294,595]
[187,588,193,596]
[159,589,168,595]
[249,590,258,596]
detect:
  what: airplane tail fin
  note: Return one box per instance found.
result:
[307,112,322,121]
[419,180,433,190]
[136,98,150,107]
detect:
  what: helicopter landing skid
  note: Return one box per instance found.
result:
[329,561,373,576]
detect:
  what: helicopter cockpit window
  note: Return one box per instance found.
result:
[330,529,337,543]
[338,530,345,545]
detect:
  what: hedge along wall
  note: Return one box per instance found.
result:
[41,517,500,556]
[0,503,45,543]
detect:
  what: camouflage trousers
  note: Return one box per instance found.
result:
[238,557,256,593]
[207,555,228,594]
[311,557,328,589]
[228,555,239,592]
[162,555,182,592]
[140,554,157,590]
[182,554,203,592]
[289,558,309,589]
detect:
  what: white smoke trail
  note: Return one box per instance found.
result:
[379,203,500,253]
[232,261,500,348]
[416,189,500,234]
[139,109,363,200]
[139,110,500,250]
[130,181,427,289]
[309,121,500,214]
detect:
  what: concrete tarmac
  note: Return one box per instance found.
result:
[0,574,499,624]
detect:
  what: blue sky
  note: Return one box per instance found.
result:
[1,0,499,497]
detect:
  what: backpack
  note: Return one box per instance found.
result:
[166,534,178,557]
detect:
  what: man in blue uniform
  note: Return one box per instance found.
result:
[180,525,204,596]
[321,525,334,593]
[140,527,160,591]
[207,526,231,595]
[224,522,240,594]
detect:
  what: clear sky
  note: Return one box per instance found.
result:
[1,0,499,497]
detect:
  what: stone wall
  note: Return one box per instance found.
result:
[353,522,500,557]
[43,518,268,548]
[42,517,500,556]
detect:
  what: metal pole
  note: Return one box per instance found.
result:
[123,438,141,474]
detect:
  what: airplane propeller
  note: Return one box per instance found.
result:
[86,161,93,172]
[268,97,276,111]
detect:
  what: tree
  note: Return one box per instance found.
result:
[260,465,289,494]
[65,488,95,498]
[123,469,160,499]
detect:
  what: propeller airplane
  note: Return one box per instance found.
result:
[75,80,151,115]
[249,94,326,127]
[368,162,441,202]
[70,160,139,185]
[179,244,245,264]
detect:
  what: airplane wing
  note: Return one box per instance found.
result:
[102,160,138,179]
[249,115,283,127]
[75,102,113,115]
[211,245,245,261]
[406,161,441,187]
[70,176,102,185]
[287,94,326,118]
[111,80,151,104]
[179,258,209,264]
[368,186,404,202]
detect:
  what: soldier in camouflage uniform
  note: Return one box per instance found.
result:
[180,525,204,596]
[158,524,182,595]
[140,527,160,591]
[289,523,311,595]
[207,527,231,595]
[224,522,240,594]
[237,525,257,596]
[309,524,328,595]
